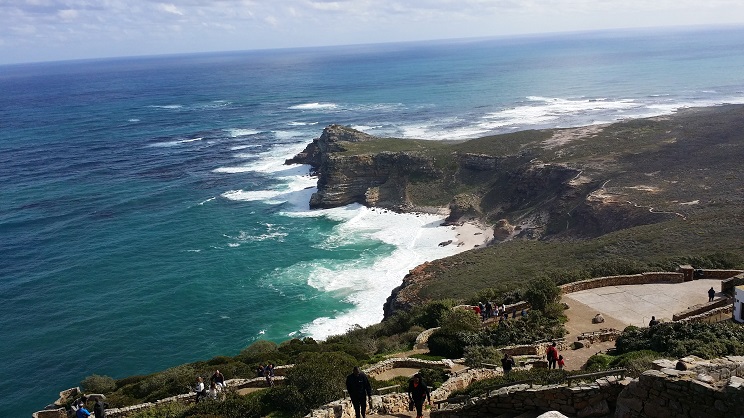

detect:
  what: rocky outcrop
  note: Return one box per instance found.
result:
[285,124,377,169]
[615,356,744,417]
[288,125,675,236]
[309,151,440,209]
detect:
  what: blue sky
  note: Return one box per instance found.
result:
[1,0,743,64]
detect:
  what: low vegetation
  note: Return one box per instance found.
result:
[78,107,744,417]
[615,322,744,359]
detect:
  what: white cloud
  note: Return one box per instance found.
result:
[0,0,743,64]
[57,9,79,20]
[158,3,184,15]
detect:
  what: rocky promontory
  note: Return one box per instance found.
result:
[288,105,744,317]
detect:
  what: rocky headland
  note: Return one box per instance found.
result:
[287,105,744,317]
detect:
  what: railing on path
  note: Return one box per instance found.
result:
[566,368,626,386]
[433,379,533,409]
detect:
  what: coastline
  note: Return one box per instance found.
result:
[448,219,494,250]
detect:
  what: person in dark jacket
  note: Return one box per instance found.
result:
[93,397,109,418]
[407,373,431,418]
[501,353,515,374]
[708,287,716,302]
[346,366,372,418]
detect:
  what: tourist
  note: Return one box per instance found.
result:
[257,364,265,377]
[75,396,91,418]
[708,287,716,302]
[649,316,659,326]
[265,364,275,387]
[558,355,565,370]
[407,373,431,418]
[93,397,109,418]
[346,366,372,418]
[195,377,206,403]
[501,353,515,374]
[521,309,528,318]
[211,369,226,389]
[207,381,220,400]
[485,301,493,318]
[546,342,558,369]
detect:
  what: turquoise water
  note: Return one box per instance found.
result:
[2,26,744,417]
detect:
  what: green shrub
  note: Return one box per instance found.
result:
[427,330,465,358]
[523,275,560,312]
[81,374,116,393]
[409,353,446,361]
[283,351,358,413]
[616,322,744,359]
[184,392,263,418]
[440,309,481,333]
[412,300,457,329]
[450,368,569,398]
[610,350,664,377]
[583,354,614,372]
[127,402,189,418]
[463,345,502,368]
[480,310,565,347]
[418,368,449,388]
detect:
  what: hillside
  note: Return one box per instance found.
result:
[287,105,744,314]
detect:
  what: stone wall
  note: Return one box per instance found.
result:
[414,327,440,349]
[560,272,684,294]
[721,273,744,294]
[32,409,66,418]
[615,356,744,418]
[305,368,501,418]
[364,358,450,378]
[672,297,732,321]
[700,269,744,281]
[577,329,622,344]
[430,377,627,418]
[678,305,734,324]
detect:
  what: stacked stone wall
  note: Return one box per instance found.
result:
[700,269,744,281]
[678,305,734,324]
[560,272,683,294]
[32,410,66,418]
[364,358,450,378]
[672,297,733,321]
[721,273,744,294]
[577,329,622,344]
[429,377,626,418]
[615,356,744,418]
[414,327,440,349]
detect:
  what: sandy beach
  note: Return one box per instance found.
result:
[450,220,494,250]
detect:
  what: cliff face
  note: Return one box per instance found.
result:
[287,124,672,237]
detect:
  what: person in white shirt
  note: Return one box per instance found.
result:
[195,377,206,403]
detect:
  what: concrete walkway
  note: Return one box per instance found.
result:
[563,279,722,327]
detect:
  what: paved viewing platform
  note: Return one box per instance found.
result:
[563,278,722,328]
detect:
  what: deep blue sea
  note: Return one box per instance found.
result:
[2,26,744,417]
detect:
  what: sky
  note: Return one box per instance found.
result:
[1,0,744,65]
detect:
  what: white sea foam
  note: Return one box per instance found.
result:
[289,102,339,110]
[149,137,205,147]
[272,130,305,140]
[230,144,262,151]
[277,207,486,340]
[288,121,318,126]
[199,197,216,205]
[128,118,140,122]
[149,104,183,109]
[227,128,261,138]
[214,142,309,175]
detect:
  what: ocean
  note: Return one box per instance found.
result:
[2,26,744,417]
